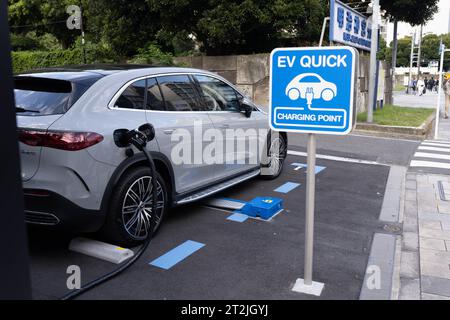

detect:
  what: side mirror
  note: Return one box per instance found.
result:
[138,123,155,142]
[239,102,253,118]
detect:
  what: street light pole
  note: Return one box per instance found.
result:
[367,0,380,123]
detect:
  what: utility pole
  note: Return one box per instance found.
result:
[367,0,380,123]
[408,31,416,94]
[79,1,86,64]
[417,24,423,78]
[391,20,398,80]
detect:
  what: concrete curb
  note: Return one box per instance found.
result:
[355,112,436,138]
[360,165,407,300]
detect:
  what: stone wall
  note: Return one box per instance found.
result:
[175,52,393,113]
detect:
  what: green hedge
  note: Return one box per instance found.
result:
[12,46,116,73]
[12,43,177,74]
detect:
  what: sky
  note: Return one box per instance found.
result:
[385,0,450,45]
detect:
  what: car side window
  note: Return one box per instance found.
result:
[194,75,240,112]
[115,80,146,109]
[145,78,165,111]
[157,75,199,111]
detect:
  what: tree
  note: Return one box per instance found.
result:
[147,0,328,55]
[389,33,450,70]
[379,0,439,70]
[8,0,82,49]
[86,0,160,59]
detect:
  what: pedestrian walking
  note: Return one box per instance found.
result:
[429,77,435,91]
[417,78,425,96]
[412,78,417,94]
[444,76,450,119]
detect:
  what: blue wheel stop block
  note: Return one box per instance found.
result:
[238,197,283,220]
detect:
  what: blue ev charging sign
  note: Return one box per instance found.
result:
[269,46,357,135]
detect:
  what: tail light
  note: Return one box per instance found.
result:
[18,130,104,151]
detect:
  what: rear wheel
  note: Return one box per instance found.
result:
[101,167,167,247]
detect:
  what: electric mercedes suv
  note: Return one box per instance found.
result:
[16,65,287,246]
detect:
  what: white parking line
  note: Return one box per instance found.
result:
[413,152,450,160]
[418,146,450,153]
[410,160,450,170]
[287,150,384,166]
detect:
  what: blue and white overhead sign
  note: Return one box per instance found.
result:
[269,46,357,135]
[330,0,372,51]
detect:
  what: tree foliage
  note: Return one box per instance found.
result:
[382,33,450,70]
[379,0,439,26]
[8,0,329,56]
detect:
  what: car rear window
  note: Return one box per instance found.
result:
[14,76,99,116]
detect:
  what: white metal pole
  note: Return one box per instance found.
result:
[417,24,423,78]
[367,0,379,122]
[304,133,316,285]
[435,48,446,139]
[319,17,330,47]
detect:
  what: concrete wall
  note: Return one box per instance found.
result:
[175,53,393,113]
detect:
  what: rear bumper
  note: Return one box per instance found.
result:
[24,189,106,233]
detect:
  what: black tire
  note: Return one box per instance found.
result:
[260,133,287,180]
[100,167,168,247]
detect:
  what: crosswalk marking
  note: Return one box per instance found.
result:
[410,160,450,170]
[410,140,450,173]
[413,152,450,160]
[418,146,450,153]
[421,142,450,148]
[424,140,450,145]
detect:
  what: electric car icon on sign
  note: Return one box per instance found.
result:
[285,73,337,104]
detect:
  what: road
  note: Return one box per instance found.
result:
[394,91,443,109]
[27,133,420,300]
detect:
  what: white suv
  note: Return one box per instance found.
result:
[16,65,287,246]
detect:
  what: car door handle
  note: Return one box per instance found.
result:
[219,124,230,129]
[163,129,175,135]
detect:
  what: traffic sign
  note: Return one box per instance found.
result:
[269,46,357,135]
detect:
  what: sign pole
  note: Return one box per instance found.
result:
[367,0,380,122]
[304,133,316,285]
[270,45,356,296]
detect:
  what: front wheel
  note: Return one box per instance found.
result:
[260,133,287,180]
[100,167,168,247]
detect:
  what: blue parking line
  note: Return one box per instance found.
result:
[226,212,249,223]
[274,182,300,194]
[149,240,205,270]
[291,163,326,174]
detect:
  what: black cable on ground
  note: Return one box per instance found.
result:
[60,128,158,300]
[60,235,152,300]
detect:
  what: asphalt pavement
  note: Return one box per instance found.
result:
[288,132,420,166]
[28,153,391,300]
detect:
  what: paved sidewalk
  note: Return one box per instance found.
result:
[399,115,450,300]
[399,173,450,299]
